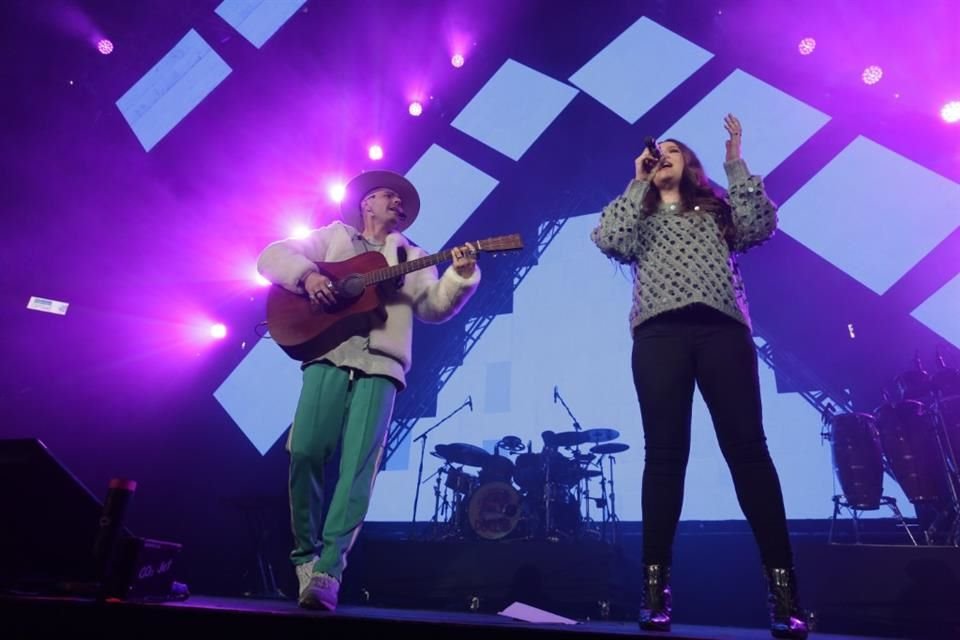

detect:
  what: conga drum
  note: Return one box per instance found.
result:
[829,413,884,510]
[874,400,943,504]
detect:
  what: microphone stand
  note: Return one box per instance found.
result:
[554,386,582,432]
[410,397,472,539]
[554,386,584,534]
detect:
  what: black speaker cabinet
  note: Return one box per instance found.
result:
[0,438,183,600]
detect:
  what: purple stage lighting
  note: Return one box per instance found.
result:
[409,101,423,117]
[97,39,113,55]
[862,65,883,85]
[328,183,346,202]
[368,144,384,160]
[210,323,227,339]
[451,53,465,68]
[941,101,960,124]
[798,37,816,55]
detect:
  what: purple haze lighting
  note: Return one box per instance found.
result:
[210,323,227,339]
[798,37,816,55]
[451,53,465,68]
[291,225,311,239]
[862,65,883,85]
[328,183,346,202]
[254,270,270,287]
[941,101,960,124]
[97,39,114,55]
[408,101,423,116]
[368,144,384,160]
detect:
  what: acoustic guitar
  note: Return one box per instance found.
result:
[266,234,523,361]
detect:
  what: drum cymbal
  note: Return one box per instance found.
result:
[582,428,619,443]
[541,430,559,446]
[433,443,490,467]
[544,428,621,447]
[546,430,587,447]
[591,442,629,454]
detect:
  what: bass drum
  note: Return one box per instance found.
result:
[467,481,522,540]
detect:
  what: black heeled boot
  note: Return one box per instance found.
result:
[638,564,672,632]
[765,567,809,639]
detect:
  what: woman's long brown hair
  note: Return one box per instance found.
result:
[640,139,735,246]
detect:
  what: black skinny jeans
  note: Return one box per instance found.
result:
[631,304,793,568]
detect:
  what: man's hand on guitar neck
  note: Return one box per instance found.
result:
[303,271,338,306]
[452,242,478,278]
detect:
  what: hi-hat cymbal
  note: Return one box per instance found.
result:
[591,442,629,455]
[433,443,490,467]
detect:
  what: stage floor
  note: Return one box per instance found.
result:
[2,593,902,640]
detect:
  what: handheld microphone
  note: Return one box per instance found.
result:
[467,395,473,411]
[644,136,662,160]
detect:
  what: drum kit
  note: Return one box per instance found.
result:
[825,353,960,545]
[422,428,629,543]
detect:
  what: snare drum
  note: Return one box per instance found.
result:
[444,467,477,495]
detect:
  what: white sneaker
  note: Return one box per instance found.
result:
[295,560,316,597]
[296,561,339,611]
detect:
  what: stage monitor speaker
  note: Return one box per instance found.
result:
[0,438,183,600]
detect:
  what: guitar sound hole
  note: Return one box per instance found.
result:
[337,274,365,299]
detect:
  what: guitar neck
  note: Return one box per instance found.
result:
[362,250,454,286]
[358,234,522,286]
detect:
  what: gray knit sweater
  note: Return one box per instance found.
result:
[590,159,777,332]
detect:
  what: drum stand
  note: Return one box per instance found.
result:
[427,465,477,541]
[928,395,960,545]
[828,495,918,546]
[582,473,599,530]
[607,454,620,543]
[593,454,620,544]
[542,448,558,540]
[428,467,447,540]
[539,448,578,541]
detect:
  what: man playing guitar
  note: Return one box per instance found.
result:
[256,170,481,611]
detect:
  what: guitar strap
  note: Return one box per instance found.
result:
[395,246,407,289]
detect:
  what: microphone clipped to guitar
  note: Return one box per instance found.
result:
[265,233,525,362]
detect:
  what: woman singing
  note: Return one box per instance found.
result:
[591,115,808,639]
